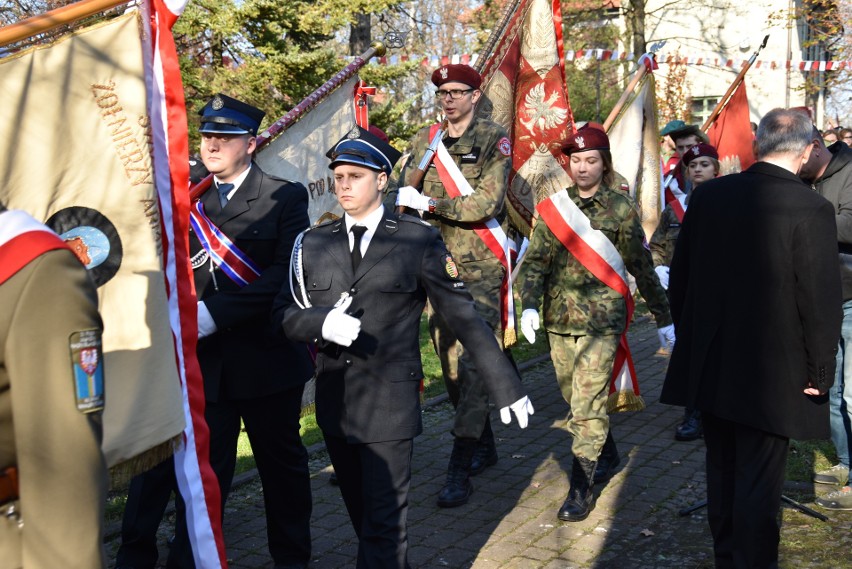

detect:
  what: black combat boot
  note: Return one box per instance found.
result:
[593,430,621,483]
[557,455,597,522]
[675,408,703,441]
[437,437,477,508]
[470,419,498,476]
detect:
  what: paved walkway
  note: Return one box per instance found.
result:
[105,317,852,568]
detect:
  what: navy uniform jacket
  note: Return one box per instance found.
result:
[191,164,314,401]
[660,162,841,440]
[273,210,525,443]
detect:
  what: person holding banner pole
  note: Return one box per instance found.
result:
[517,126,674,522]
[0,205,108,569]
[391,63,518,508]
[170,94,314,569]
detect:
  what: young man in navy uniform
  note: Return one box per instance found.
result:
[274,128,534,569]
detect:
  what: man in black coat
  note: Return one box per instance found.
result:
[173,94,314,569]
[273,127,533,569]
[660,107,842,569]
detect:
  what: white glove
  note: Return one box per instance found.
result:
[197,301,218,339]
[395,186,431,212]
[520,309,540,344]
[321,295,361,346]
[657,323,675,353]
[654,265,670,290]
[500,395,535,429]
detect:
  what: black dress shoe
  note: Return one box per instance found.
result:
[675,416,702,441]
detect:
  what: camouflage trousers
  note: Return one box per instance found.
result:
[548,332,619,461]
[428,276,504,440]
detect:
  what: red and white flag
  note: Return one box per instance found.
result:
[477,0,574,236]
[706,81,756,175]
[142,0,229,565]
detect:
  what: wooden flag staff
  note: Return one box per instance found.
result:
[0,0,130,48]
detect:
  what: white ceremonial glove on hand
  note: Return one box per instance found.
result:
[657,324,676,353]
[520,309,540,345]
[654,265,670,290]
[197,301,218,339]
[395,186,431,212]
[500,396,535,429]
[321,296,361,347]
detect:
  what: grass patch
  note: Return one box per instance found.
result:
[787,439,837,483]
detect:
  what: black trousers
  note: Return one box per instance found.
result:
[324,435,413,569]
[170,384,312,567]
[703,412,788,569]
[115,458,180,568]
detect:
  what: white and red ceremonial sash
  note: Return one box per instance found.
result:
[536,190,644,412]
[430,124,518,343]
[143,0,228,565]
[0,210,69,285]
[662,156,686,223]
[189,202,262,287]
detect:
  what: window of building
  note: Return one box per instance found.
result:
[691,96,720,126]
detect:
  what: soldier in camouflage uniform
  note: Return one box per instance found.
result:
[518,126,674,522]
[650,142,719,442]
[391,63,515,509]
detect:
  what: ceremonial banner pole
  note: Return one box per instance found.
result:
[0,0,130,47]
[189,41,387,202]
[602,42,665,132]
[700,35,769,132]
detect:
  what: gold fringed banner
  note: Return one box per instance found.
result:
[0,12,185,475]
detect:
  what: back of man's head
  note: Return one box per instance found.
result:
[757,108,812,160]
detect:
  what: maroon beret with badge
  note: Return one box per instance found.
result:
[431,64,482,89]
[561,124,610,155]
[681,143,719,166]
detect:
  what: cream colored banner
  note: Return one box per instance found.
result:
[0,13,185,468]
[255,75,359,225]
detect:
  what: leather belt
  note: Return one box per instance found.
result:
[0,466,19,506]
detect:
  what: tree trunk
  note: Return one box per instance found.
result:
[349,13,371,56]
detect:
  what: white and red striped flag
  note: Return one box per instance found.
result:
[142,0,229,565]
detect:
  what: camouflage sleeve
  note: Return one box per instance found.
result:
[517,219,555,312]
[617,204,673,328]
[649,206,672,267]
[432,128,510,223]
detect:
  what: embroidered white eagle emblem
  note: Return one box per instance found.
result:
[519,83,568,133]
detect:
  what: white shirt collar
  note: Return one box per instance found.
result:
[214,164,252,201]
[344,205,385,255]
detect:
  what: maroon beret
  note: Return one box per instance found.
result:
[431,64,482,89]
[561,125,610,155]
[681,143,719,166]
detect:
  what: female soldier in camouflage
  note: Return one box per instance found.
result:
[650,143,719,442]
[517,126,674,522]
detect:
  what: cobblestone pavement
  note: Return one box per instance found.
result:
[105,317,852,568]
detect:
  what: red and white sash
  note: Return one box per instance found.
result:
[430,124,517,344]
[189,201,261,287]
[536,190,644,412]
[662,156,686,222]
[0,210,70,286]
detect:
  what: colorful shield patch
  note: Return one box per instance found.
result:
[444,254,460,279]
[69,329,105,413]
[498,137,512,156]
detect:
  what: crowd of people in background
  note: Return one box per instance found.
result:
[5,55,852,569]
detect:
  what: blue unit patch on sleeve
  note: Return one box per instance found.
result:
[69,329,105,413]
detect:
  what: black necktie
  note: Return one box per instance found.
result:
[350,225,367,271]
[217,183,235,208]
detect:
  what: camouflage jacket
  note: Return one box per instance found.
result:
[518,185,673,335]
[391,116,512,286]
[649,204,682,267]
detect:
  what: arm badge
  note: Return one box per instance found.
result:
[69,329,105,413]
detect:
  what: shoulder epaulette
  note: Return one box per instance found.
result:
[398,213,432,227]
